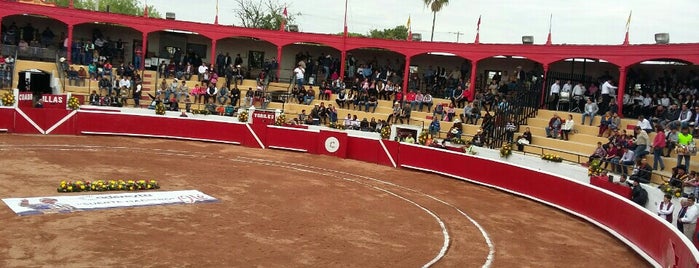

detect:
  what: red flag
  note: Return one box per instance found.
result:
[280,7,288,31]
[477,15,481,31]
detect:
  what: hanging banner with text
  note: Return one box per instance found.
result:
[2,190,218,216]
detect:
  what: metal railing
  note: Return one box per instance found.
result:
[483,85,541,149]
[0,45,17,90]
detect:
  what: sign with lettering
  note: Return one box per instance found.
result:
[252,110,276,125]
[18,92,33,108]
[41,94,66,109]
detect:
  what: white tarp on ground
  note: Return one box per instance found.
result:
[2,190,217,216]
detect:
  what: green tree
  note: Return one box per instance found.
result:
[50,0,161,18]
[423,0,449,41]
[232,0,299,30]
[368,25,408,40]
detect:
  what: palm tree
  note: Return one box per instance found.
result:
[423,0,449,41]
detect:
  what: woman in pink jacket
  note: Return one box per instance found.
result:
[652,125,666,171]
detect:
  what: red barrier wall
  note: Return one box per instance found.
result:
[398,143,697,268]
[75,112,256,146]
[0,108,696,267]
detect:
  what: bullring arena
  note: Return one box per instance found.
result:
[0,134,646,267]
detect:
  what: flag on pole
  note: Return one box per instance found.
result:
[214,0,219,24]
[477,15,481,31]
[546,13,552,45]
[407,15,412,41]
[280,7,288,31]
[625,10,632,32]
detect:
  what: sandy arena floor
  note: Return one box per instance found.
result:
[0,135,648,267]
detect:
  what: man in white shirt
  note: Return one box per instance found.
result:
[549,80,561,110]
[561,80,573,93]
[679,197,698,241]
[678,104,693,128]
[572,82,586,111]
[294,63,305,92]
[118,76,131,98]
[600,79,617,114]
[197,63,208,82]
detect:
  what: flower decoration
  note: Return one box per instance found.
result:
[587,159,605,177]
[2,92,15,106]
[380,126,391,140]
[659,182,683,198]
[417,129,429,145]
[275,113,286,126]
[541,153,563,162]
[155,102,166,115]
[67,96,80,110]
[450,138,466,145]
[328,122,345,130]
[238,110,249,122]
[500,143,513,158]
[57,179,160,193]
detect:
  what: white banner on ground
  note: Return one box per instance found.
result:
[2,190,218,216]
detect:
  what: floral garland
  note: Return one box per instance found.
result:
[155,102,166,115]
[67,96,80,110]
[541,153,563,162]
[500,143,513,158]
[2,92,15,106]
[275,113,286,126]
[451,138,466,145]
[191,109,211,115]
[238,110,249,122]
[328,122,345,130]
[380,126,391,140]
[659,182,683,198]
[587,159,605,177]
[57,180,160,193]
[417,129,429,145]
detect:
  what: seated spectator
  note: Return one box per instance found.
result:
[89,90,99,105]
[403,133,416,144]
[428,117,440,137]
[88,63,98,80]
[205,99,217,114]
[433,103,445,121]
[446,122,463,141]
[586,142,607,165]
[368,117,377,130]
[602,143,622,170]
[360,118,369,131]
[335,90,347,108]
[613,145,635,176]
[168,97,179,111]
[218,86,229,105]
[463,141,477,155]
[77,67,87,86]
[545,113,562,139]
[304,86,316,105]
[445,103,456,122]
[67,67,80,86]
[421,92,433,112]
[560,114,574,141]
[637,115,653,133]
[629,157,652,184]
[365,95,378,113]
[598,111,612,137]
[462,101,481,125]
[516,127,532,151]
[397,104,411,124]
[472,129,486,147]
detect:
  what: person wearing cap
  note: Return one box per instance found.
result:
[679,196,698,241]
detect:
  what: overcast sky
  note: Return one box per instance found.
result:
[147,0,699,45]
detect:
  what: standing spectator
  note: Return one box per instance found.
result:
[428,117,440,137]
[504,118,517,143]
[676,127,695,171]
[600,79,617,114]
[229,86,241,107]
[678,196,698,241]
[652,125,666,171]
[633,126,651,159]
[581,98,599,126]
[561,114,575,141]
[549,80,561,110]
[294,63,305,92]
[657,194,675,223]
[630,180,648,206]
[133,83,142,108]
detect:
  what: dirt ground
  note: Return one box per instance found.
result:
[0,135,648,267]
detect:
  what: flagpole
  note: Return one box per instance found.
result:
[143,0,148,17]
[343,0,349,37]
[623,10,632,45]
[214,0,219,25]
[545,13,552,45]
[474,15,481,44]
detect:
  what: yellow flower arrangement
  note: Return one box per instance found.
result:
[57,179,160,192]
[155,102,166,115]
[238,110,249,122]
[659,182,683,198]
[275,113,286,126]
[500,143,513,158]
[417,129,429,145]
[380,126,391,140]
[541,153,563,162]
[2,92,15,106]
[587,159,605,177]
[67,96,80,110]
